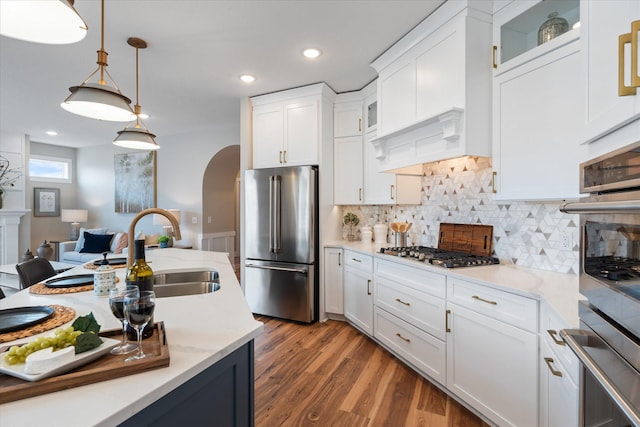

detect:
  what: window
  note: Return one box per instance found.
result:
[29,155,72,183]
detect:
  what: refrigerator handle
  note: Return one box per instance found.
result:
[245,262,308,275]
[269,175,282,253]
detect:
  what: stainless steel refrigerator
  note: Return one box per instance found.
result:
[244,165,318,323]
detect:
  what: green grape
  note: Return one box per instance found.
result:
[3,326,83,365]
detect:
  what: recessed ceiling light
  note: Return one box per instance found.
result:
[302,48,321,59]
[240,74,256,83]
[46,130,58,136]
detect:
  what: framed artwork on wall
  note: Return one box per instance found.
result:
[114,151,157,213]
[34,187,60,217]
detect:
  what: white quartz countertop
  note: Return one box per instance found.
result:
[0,249,263,427]
[327,240,583,327]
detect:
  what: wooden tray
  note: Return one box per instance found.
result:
[0,321,170,404]
[437,223,493,256]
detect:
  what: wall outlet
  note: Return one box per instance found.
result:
[191,216,198,224]
[207,216,212,224]
[560,232,572,250]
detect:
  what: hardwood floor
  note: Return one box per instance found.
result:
[254,315,490,427]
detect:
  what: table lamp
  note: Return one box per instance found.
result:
[153,209,181,246]
[61,209,88,240]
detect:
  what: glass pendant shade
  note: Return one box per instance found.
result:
[61,83,135,122]
[113,124,159,150]
[0,0,88,44]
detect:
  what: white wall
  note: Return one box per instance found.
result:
[76,124,240,248]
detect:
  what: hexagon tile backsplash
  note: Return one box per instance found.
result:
[342,156,580,275]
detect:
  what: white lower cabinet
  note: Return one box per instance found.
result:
[374,307,446,385]
[446,279,538,427]
[335,249,571,427]
[539,303,579,427]
[540,339,579,427]
[343,250,373,335]
[323,247,343,315]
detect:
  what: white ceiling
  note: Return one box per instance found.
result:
[0,0,445,149]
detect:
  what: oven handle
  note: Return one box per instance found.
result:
[560,328,640,425]
[560,199,640,214]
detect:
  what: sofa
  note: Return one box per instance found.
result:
[59,228,163,265]
[59,228,129,265]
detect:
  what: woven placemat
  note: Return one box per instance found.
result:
[83,261,128,270]
[29,277,120,295]
[0,305,76,343]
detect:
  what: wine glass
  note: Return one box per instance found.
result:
[109,285,140,354]
[124,290,156,362]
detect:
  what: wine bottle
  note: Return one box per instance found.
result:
[126,239,154,339]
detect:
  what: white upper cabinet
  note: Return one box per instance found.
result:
[334,136,364,205]
[251,84,334,169]
[492,0,580,75]
[581,0,640,145]
[492,0,587,200]
[334,100,363,138]
[370,1,493,172]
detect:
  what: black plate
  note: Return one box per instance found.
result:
[92,257,127,266]
[44,274,95,288]
[0,306,55,334]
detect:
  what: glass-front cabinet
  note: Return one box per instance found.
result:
[493,0,580,73]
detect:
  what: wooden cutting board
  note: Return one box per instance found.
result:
[437,223,493,256]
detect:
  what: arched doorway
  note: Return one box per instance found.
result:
[201,145,240,259]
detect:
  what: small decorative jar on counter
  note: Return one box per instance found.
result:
[94,253,116,297]
[361,225,372,243]
[373,223,388,244]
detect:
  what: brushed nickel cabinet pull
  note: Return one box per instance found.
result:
[544,357,563,377]
[359,188,362,201]
[547,329,566,346]
[396,333,411,343]
[395,298,410,306]
[367,279,372,296]
[472,295,497,305]
[619,32,637,96]
[352,258,362,263]
[492,45,498,69]
[279,150,283,164]
[283,150,287,163]
[446,309,451,333]
[390,185,395,200]
[338,253,341,266]
[492,171,497,193]
[358,118,362,132]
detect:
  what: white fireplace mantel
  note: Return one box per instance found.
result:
[0,209,29,265]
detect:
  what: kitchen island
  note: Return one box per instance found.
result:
[0,248,263,427]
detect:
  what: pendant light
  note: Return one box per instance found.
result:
[60,0,135,122]
[113,37,159,150]
[0,0,87,44]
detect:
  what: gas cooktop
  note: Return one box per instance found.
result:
[379,246,499,268]
[585,256,640,282]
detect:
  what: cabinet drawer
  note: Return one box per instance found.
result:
[344,250,373,272]
[374,307,446,386]
[447,278,538,332]
[374,258,446,298]
[375,276,446,340]
[540,303,580,384]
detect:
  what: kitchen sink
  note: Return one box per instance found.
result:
[152,269,221,298]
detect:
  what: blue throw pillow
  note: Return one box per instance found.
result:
[79,232,113,253]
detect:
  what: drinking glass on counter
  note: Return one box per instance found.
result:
[109,285,140,355]
[124,290,156,362]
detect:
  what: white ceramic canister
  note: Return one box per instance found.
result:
[373,223,388,244]
[94,263,116,297]
[361,225,372,243]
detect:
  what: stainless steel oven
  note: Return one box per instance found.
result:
[561,141,640,427]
